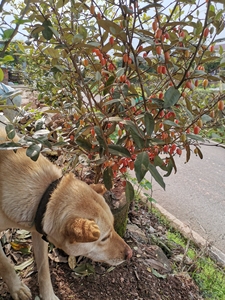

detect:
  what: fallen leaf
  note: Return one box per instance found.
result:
[14,258,34,271]
[68,256,77,270]
[10,241,31,253]
[152,268,167,279]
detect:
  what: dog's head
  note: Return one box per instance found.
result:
[43,174,132,266]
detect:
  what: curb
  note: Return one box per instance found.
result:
[149,202,225,267]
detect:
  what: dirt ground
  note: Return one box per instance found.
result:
[0,202,203,300]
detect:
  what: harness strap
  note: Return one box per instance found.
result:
[34,177,62,241]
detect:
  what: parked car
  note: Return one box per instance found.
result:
[0,82,22,122]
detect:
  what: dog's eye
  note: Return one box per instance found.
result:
[101,233,110,242]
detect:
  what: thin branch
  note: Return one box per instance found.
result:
[0,0,31,57]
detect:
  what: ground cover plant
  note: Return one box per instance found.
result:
[166,231,225,300]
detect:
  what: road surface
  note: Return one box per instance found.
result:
[145,142,225,253]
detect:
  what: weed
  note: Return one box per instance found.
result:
[126,174,156,204]
[192,257,225,300]
[166,230,225,300]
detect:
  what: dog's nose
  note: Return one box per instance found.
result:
[125,246,132,260]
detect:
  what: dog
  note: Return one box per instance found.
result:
[0,127,132,300]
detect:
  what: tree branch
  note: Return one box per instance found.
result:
[0,0,31,57]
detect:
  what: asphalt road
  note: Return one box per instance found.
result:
[145,142,225,253]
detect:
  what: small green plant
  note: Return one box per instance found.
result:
[193,257,225,300]
[167,231,196,259]
[166,230,225,300]
[125,174,156,204]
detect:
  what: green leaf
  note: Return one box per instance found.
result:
[219,46,224,56]
[134,152,149,183]
[164,87,180,108]
[73,263,95,276]
[0,142,21,150]
[42,20,53,40]
[201,114,212,123]
[103,75,115,95]
[125,181,134,203]
[154,155,168,171]
[122,120,145,149]
[12,18,31,25]
[42,27,53,40]
[163,159,174,177]
[152,269,167,279]
[186,134,205,142]
[116,68,125,77]
[87,41,101,47]
[17,43,25,52]
[97,19,127,41]
[78,25,87,39]
[5,124,15,140]
[44,48,59,58]
[108,144,131,157]
[122,84,129,97]
[2,55,14,63]
[144,112,154,136]
[56,0,69,8]
[76,136,92,151]
[2,29,14,40]
[54,44,67,49]
[49,26,60,38]
[51,65,65,73]
[103,167,113,190]
[103,98,125,106]
[163,120,180,127]
[148,163,165,190]
[129,128,145,149]
[26,144,41,161]
[0,68,4,82]
[140,179,152,190]
[94,126,107,149]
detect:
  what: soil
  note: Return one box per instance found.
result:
[0,200,203,300]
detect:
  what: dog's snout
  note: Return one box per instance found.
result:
[125,246,132,260]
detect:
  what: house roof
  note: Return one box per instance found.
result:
[214,43,225,50]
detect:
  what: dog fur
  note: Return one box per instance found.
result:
[0,128,132,300]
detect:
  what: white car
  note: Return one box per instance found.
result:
[0,82,22,122]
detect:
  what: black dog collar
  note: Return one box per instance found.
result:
[34,177,62,241]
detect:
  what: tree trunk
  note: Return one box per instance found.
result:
[104,190,129,237]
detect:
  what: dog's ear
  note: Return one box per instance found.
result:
[65,218,100,243]
[90,183,107,195]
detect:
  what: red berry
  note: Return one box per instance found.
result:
[176,148,182,156]
[170,144,176,152]
[109,36,114,46]
[163,145,169,153]
[218,100,224,111]
[194,126,200,134]
[203,27,209,38]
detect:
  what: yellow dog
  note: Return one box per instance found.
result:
[0,128,132,300]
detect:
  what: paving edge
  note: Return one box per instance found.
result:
[149,202,225,267]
